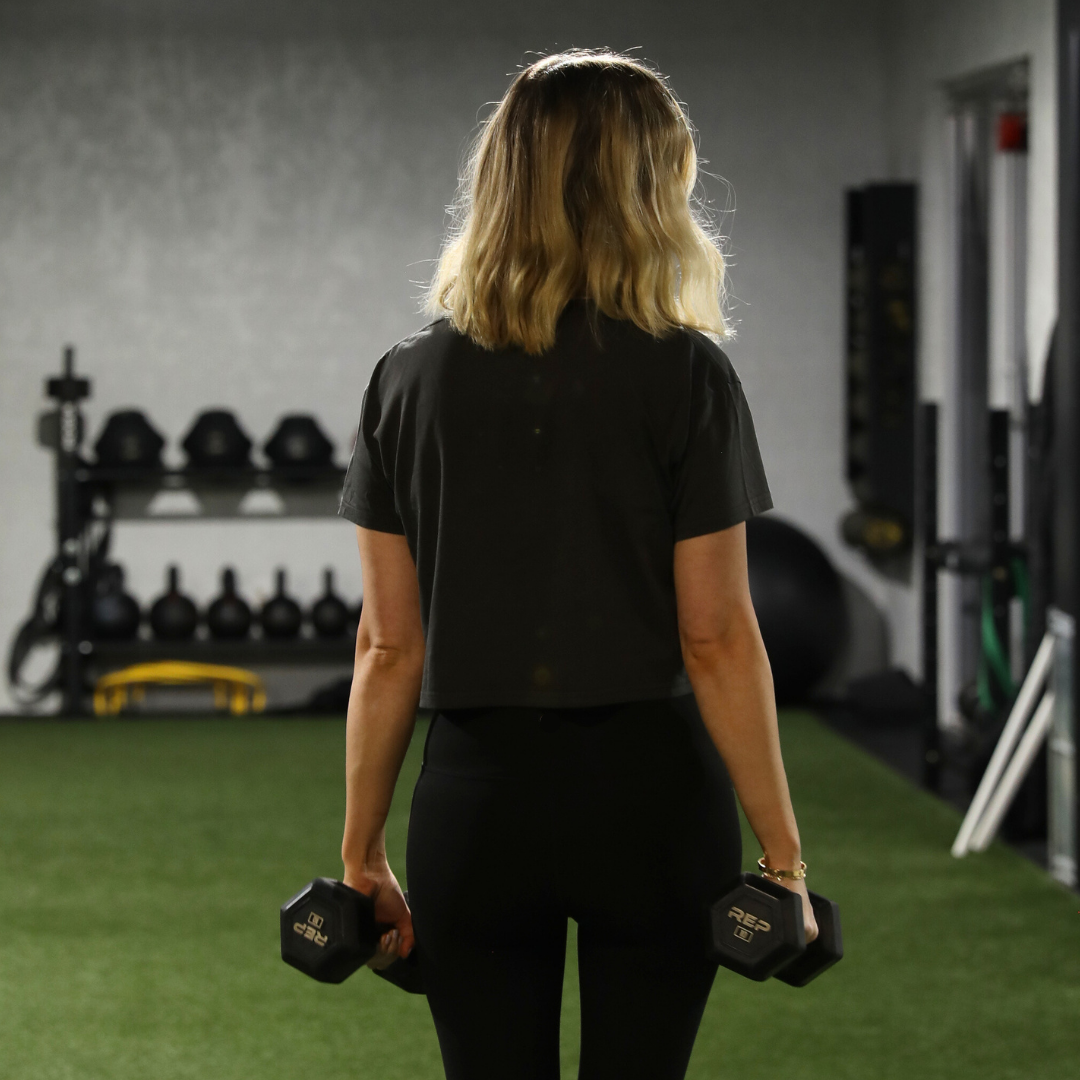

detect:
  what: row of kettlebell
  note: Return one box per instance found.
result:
[92,409,338,470]
[90,564,361,642]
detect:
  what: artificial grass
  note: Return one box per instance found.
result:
[0,712,1076,1080]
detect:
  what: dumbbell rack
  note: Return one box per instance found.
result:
[42,348,354,717]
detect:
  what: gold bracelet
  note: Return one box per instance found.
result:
[758,857,807,881]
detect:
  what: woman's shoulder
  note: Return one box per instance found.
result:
[675,327,742,387]
[614,319,741,392]
[379,317,457,365]
[366,318,464,390]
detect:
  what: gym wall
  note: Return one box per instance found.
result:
[0,0,891,712]
[879,0,1056,720]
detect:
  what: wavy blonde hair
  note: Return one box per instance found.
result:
[426,50,730,354]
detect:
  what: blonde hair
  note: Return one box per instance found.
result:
[426,50,730,354]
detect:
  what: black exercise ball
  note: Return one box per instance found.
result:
[93,409,166,469]
[207,568,252,640]
[264,415,335,468]
[181,410,252,469]
[89,564,141,641]
[149,565,199,641]
[261,569,303,640]
[311,568,349,638]
[745,516,848,705]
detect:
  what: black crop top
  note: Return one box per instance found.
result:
[338,301,773,709]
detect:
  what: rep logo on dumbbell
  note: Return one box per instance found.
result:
[727,905,771,942]
[293,911,329,947]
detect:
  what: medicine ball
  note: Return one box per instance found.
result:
[149,565,199,641]
[93,410,165,469]
[745,516,848,705]
[207,568,252,640]
[181,410,252,469]
[264,415,335,468]
[89,563,141,641]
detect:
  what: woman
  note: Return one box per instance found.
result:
[336,50,817,1080]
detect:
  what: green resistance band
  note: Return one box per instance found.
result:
[976,558,1031,715]
[1010,556,1031,633]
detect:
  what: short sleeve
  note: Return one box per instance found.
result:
[671,351,773,541]
[337,382,406,535]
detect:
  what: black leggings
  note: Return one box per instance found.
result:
[405,694,743,1080]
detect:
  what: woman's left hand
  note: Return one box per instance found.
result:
[344,862,415,967]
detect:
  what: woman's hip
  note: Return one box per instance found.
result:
[407,695,743,921]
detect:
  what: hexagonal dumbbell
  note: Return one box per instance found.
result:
[279,877,424,993]
[708,873,842,986]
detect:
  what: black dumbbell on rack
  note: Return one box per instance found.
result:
[280,878,424,993]
[708,872,843,986]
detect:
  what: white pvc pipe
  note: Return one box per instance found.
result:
[970,692,1055,852]
[951,631,1054,857]
[988,144,1027,412]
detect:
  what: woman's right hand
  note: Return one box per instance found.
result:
[344,861,416,965]
[775,877,818,944]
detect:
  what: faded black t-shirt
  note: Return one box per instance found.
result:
[338,301,773,709]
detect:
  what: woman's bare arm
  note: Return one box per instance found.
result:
[674,521,817,938]
[341,525,425,960]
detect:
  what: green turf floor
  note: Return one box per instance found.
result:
[1,712,1077,1080]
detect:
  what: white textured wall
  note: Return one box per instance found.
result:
[0,2,894,711]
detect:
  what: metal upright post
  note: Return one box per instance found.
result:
[45,346,91,716]
[989,409,1013,705]
[1048,608,1076,884]
[1053,0,1080,887]
[921,401,941,790]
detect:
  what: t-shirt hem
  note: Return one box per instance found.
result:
[337,499,406,535]
[673,491,773,542]
[418,679,694,711]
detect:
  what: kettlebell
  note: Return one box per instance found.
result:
[89,564,141,640]
[311,568,349,638]
[261,569,303,640]
[93,409,166,469]
[148,565,199,641]
[264,415,335,468]
[207,568,252,639]
[181,409,252,469]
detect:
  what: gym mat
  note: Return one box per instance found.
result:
[0,712,1076,1080]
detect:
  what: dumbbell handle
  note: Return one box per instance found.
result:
[334,880,425,993]
[773,888,843,987]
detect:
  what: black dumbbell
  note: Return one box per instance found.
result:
[708,872,842,986]
[264,415,335,469]
[280,877,424,994]
[182,409,252,469]
[93,409,166,470]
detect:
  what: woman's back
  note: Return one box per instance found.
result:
[340,300,771,708]
[336,51,818,1080]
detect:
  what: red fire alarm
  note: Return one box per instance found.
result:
[997,112,1028,152]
